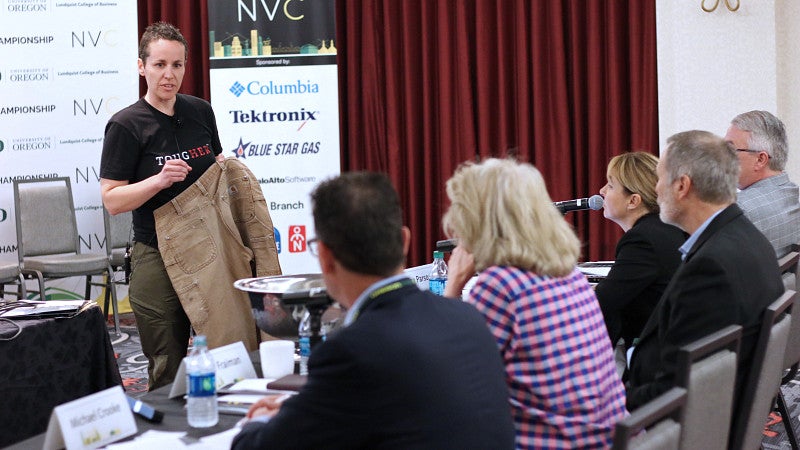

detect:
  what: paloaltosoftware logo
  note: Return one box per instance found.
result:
[228,79,319,97]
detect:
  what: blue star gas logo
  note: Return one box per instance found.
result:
[230,137,251,159]
[229,81,245,97]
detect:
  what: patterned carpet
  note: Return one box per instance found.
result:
[103,314,799,446]
[763,379,800,449]
[107,313,148,397]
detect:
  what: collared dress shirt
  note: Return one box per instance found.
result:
[466,265,628,449]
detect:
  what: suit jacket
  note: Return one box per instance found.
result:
[626,204,783,410]
[737,172,800,258]
[232,281,515,450]
[595,213,687,347]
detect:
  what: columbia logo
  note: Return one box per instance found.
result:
[229,82,245,97]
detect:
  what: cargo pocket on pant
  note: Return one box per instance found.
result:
[162,218,217,274]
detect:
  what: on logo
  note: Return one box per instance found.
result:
[230,82,245,97]
[288,225,306,253]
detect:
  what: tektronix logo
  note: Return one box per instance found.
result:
[288,225,306,253]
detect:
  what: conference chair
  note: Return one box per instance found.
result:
[0,261,26,301]
[611,387,686,450]
[101,207,131,326]
[776,247,800,450]
[675,324,742,450]
[728,289,795,450]
[12,177,120,333]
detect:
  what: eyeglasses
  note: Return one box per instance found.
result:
[307,238,319,256]
[736,148,770,158]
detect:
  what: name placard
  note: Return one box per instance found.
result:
[404,264,434,290]
[43,385,136,450]
[169,340,256,398]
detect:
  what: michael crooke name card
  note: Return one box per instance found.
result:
[44,385,136,450]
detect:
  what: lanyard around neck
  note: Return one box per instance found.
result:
[349,278,415,324]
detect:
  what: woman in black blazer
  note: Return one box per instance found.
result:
[595,152,687,353]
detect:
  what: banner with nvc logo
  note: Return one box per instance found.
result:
[207,0,340,275]
[0,2,139,302]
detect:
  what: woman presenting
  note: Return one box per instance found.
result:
[99,22,225,390]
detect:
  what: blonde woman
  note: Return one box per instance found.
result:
[595,152,687,353]
[443,158,627,449]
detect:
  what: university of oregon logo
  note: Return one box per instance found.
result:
[0,140,4,152]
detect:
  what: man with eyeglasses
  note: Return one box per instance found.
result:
[725,110,800,258]
[232,172,515,450]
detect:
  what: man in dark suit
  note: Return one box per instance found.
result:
[232,172,515,450]
[626,130,784,410]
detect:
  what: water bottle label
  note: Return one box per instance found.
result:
[429,278,446,296]
[188,373,216,397]
[299,336,311,357]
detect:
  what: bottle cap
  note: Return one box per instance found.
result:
[433,251,443,259]
[193,335,207,347]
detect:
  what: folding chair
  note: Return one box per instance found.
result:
[13,177,119,334]
[612,387,686,450]
[0,261,26,301]
[675,324,741,450]
[728,290,794,450]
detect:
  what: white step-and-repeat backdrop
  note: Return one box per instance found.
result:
[0,1,138,301]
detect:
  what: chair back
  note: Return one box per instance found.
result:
[13,177,79,260]
[612,387,686,450]
[103,207,132,267]
[779,248,800,376]
[729,289,794,450]
[676,324,741,450]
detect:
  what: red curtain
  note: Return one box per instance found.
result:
[139,0,658,267]
[338,0,658,266]
[137,0,211,99]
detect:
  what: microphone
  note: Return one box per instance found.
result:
[554,194,604,214]
[172,116,183,128]
[436,239,458,252]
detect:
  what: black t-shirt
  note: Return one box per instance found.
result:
[100,94,223,246]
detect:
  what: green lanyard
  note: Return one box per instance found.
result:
[349,278,415,324]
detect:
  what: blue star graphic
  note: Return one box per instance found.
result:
[231,138,251,159]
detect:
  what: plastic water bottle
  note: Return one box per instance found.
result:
[298,308,326,376]
[186,335,218,428]
[429,250,448,296]
[298,309,312,375]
